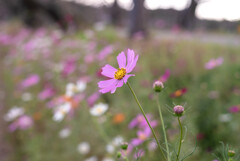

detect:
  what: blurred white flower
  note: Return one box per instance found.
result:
[90,103,108,116]
[105,144,115,154]
[77,142,90,155]
[84,156,97,161]
[219,114,232,122]
[53,103,71,122]
[112,136,124,146]
[65,81,86,97]
[94,22,106,31]
[148,141,157,151]
[4,107,25,122]
[59,128,71,138]
[21,92,32,101]
[102,157,114,161]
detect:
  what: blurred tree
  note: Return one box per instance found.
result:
[177,0,209,30]
[129,0,147,38]
[3,0,67,30]
[110,0,122,26]
[177,0,198,30]
[21,0,67,30]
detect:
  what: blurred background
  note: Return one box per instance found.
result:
[1,0,240,161]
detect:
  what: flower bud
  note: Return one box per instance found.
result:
[173,105,184,117]
[153,81,164,93]
[116,152,121,158]
[121,142,128,150]
[228,150,235,157]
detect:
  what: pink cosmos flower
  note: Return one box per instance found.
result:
[228,105,240,113]
[98,49,139,94]
[159,69,170,82]
[98,45,113,60]
[205,57,224,70]
[20,74,40,89]
[87,92,100,107]
[128,114,158,129]
[131,128,151,146]
[9,115,33,132]
[61,58,76,77]
[38,84,56,100]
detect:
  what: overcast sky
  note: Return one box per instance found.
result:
[64,0,240,21]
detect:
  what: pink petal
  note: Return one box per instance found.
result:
[126,54,138,73]
[116,79,124,87]
[100,86,115,94]
[110,80,124,93]
[110,86,117,94]
[131,138,143,146]
[117,52,126,68]
[126,49,135,70]
[101,64,117,78]
[99,79,118,94]
[123,74,135,83]
[98,79,116,88]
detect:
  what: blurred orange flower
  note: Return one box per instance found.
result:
[170,88,187,98]
[113,113,125,124]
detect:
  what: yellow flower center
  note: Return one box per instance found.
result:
[96,107,103,113]
[114,68,126,80]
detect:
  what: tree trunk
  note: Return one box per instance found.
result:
[110,0,121,26]
[129,0,147,38]
[177,0,198,30]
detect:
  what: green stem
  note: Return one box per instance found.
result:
[126,82,167,161]
[156,93,170,161]
[176,117,183,161]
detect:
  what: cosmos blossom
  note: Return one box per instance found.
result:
[170,88,187,98]
[159,69,170,82]
[98,49,139,94]
[205,57,224,70]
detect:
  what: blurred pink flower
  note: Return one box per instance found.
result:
[98,49,138,94]
[205,57,224,70]
[131,128,151,146]
[61,58,76,77]
[20,74,40,89]
[228,105,240,113]
[87,92,100,107]
[98,45,113,60]
[128,114,158,129]
[159,69,170,82]
[0,34,12,45]
[38,85,56,100]
[84,54,95,64]
[9,115,33,132]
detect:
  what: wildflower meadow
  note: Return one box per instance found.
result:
[1,22,240,161]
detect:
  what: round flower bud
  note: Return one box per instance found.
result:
[153,81,164,93]
[173,105,184,117]
[116,152,121,158]
[121,142,128,150]
[228,150,235,157]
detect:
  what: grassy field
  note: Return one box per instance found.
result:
[1,23,240,161]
